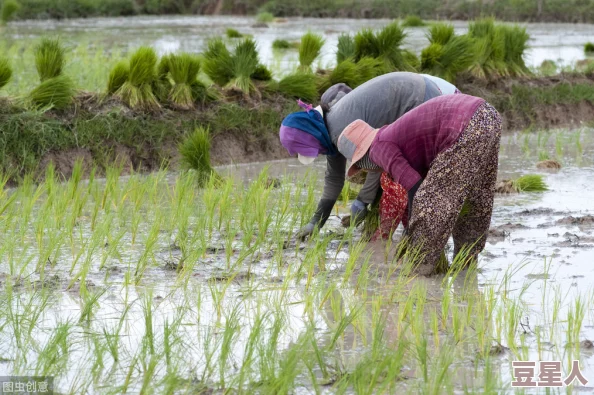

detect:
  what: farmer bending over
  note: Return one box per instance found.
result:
[337,94,502,274]
[279,72,459,241]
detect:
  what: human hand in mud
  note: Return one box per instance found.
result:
[296,222,317,241]
[350,199,368,226]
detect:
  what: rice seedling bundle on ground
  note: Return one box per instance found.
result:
[29,38,74,110]
[420,23,476,82]
[467,18,530,79]
[158,53,211,109]
[275,72,318,102]
[353,22,414,71]
[203,38,269,97]
[500,24,531,76]
[496,174,548,193]
[336,33,356,63]
[226,28,243,38]
[402,15,425,27]
[272,39,299,50]
[35,38,65,82]
[0,0,20,24]
[318,57,387,92]
[0,57,12,90]
[585,42,594,54]
[106,60,129,94]
[256,11,274,23]
[298,32,325,72]
[115,46,160,110]
[179,126,218,185]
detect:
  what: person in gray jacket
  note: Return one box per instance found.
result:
[280,72,453,239]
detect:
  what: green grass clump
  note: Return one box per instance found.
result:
[251,64,272,81]
[336,34,356,64]
[116,46,160,110]
[421,24,476,82]
[1,0,20,24]
[28,75,74,110]
[256,11,274,23]
[0,57,12,90]
[586,42,594,54]
[107,60,129,94]
[298,32,325,72]
[402,15,425,27]
[354,22,413,71]
[513,174,548,192]
[226,28,243,38]
[276,73,318,102]
[34,38,65,82]
[272,39,299,50]
[179,126,217,185]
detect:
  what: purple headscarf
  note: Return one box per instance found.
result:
[279,126,327,157]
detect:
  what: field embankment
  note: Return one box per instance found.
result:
[1,73,594,184]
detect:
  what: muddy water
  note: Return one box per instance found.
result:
[3,16,594,72]
[1,127,594,393]
[218,127,594,388]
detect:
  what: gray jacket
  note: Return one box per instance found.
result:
[310,72,442,228]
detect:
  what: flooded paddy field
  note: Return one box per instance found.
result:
[0,127,593,393]
[1,16,594,95]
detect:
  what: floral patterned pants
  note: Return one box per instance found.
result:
[407,102,502,268]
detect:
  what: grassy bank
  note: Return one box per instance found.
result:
[1,74,594,184]
[4,0,594,23]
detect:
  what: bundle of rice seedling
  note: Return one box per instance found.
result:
[34,38,65,82]
[421,35,476,82]
[496,174,548,193]
[256,12,274,23]
[166,53,201,110]
[272,39,291,50]
[1,0,20,24]
[226,28,243,38]
[468,18,507,79]
[116,46,160,110]
[179,126,218,186]
[586,43,594,54]
[152,54,171,102]
[251,64,272,81]
[276,72,318,102]
[402,15,425,27]
[354,22,413,71]
[299,32,325,72]
[513,174,548,192]
[500,25,530,77]
[107,60,129,94]
[0,57,12,90]
[336,34,355,63]
[427,23,455,45]
[421,23,476,82]
[203,38,235,87]
[228,38,259,94]
[318,57,386,92]
[29,75,74,110]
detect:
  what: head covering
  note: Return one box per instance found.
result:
[279,100,337,157]
[321,83,353,109]
[337,120,378,177]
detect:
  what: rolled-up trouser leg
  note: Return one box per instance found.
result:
[407,102,501,269]
[452,105,502,261]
